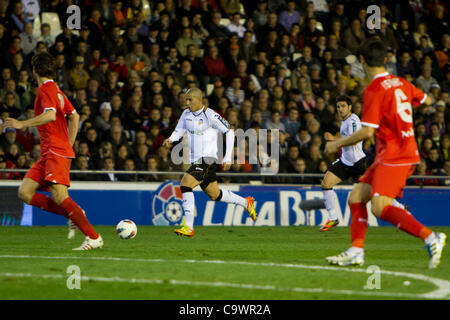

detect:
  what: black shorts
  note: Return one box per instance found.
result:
[186,157,218,189]
[328,157,368,182]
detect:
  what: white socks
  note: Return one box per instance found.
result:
[182,191,195,229]
[323,189,338,221]
[220,190,247,208]
[348,246,364,254]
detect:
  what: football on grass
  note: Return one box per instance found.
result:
[116,219,137,239]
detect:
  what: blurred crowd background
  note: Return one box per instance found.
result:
[0,0,448,185]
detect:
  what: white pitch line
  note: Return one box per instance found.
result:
[0,272,430,299]
[0,255,449,299]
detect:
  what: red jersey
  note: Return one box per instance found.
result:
[34,80,76,158]
[361,72,427,165]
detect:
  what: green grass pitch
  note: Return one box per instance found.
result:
[0,226,448,300]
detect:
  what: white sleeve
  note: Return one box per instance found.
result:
[168,111,186,142]
[223,129,235,163]
[211,112,231,134]
[352,114,361,133]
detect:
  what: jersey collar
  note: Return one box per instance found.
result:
[192,106,206,116]
[372,72,389,81]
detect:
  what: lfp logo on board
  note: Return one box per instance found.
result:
[152,180,189,226]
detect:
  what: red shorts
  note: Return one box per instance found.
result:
[358,161,416,198]
[25,153,72,191]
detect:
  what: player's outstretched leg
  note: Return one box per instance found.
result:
[378,202,447,269]
[218,189,257,221]
[203,182,257,221]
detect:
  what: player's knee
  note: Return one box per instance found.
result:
[321,180,333,190]
[348,190,367,205]
[347,190,358,205]
[211,189,222,201]
[50,188,68,205]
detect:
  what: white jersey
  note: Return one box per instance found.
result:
[169,106,233,163]
[340,113,366,166]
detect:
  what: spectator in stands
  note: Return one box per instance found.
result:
[410,159,439,186]
[0,92,21,119]
[19,22,37,56]
[141,155,160,182]
[439,160,450,186]
[206,11,230,42]
[395,19,416,53]
[278,1,300,33]
[224,76,245,109]
[203,45,227,81]
[440,135,450,161]
[427,147,444,174]
[226,12,246,38]
[69,56,90,90]
[71,155,92,181]
[343,19,365,55]
[415,63,439,93]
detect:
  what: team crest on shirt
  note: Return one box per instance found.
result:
[198,119,203,126]
[152,180,196,226]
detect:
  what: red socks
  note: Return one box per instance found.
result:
[350,202,368,248]
[59,198,99,240]
[31,194,99,239]
[380,205,432,240]
[30,193,67,217]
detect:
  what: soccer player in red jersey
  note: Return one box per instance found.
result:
[4,52,103,250]
[324,39,446,269]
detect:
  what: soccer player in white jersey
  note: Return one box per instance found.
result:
[163,88,257,237]
[320,95,367,231]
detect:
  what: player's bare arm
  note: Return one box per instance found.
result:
[324,126,374,155]
[67,111,80,146]
[324,132,337,141]
[4,109,56,130]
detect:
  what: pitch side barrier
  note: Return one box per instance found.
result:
[0,180,449,227]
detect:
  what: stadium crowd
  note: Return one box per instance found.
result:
[0,0,448,185]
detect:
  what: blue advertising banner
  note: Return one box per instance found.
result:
[28,181,450,227]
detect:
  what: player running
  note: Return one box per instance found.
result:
[320,95,367,232]
[4,52,103,251]
[163,87,257,237]
[324,39,446,269]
